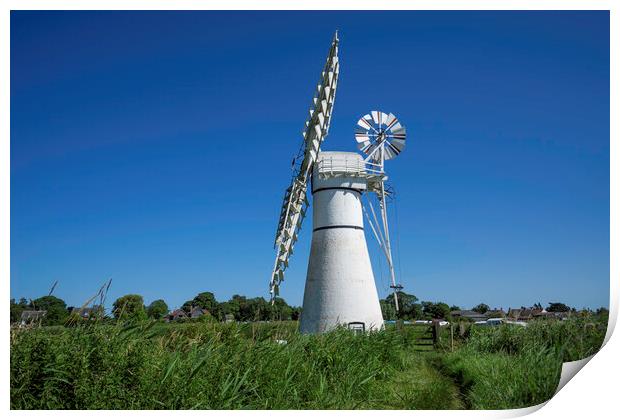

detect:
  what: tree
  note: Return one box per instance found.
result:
[472,303,490,314]
[449,305,461,311]
[147,299,169,320]
[215,294,246,321]
[546,302,570,313]
[385,292,422,320]
[112,294,147,321]
[422,301,451,320]
[32,295,68,326]
[271,297,293,321]
[291,306,302,321]
[215,301,235,321]
[380,299,397,320]
[595,307,609,316]
[239,297,271,321]
[181,292,219,315]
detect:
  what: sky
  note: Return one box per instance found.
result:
[10,11,609,312]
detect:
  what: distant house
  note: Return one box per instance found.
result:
[507,307,533,321]
[166,309,188,322]
[483,308,506,318]
[189,307,210,319]
[70,305,103,319]
[531,308,549,318]
[450,310,487,322]
[20,310,47,326]
[507,308,520,320]
[532,308,569,320]
[507,307,547,321]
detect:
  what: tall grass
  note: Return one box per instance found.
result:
[11,321,409,409]
[436,317,606,409]
[10,317,607,409]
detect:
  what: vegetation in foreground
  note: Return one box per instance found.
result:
[10,315,607,410]
[435,316,606,409]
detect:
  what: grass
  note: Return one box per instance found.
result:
[10,316,607,410]
[436,347,562,409]
[12,321,407,409]
[433,317,607,409]
[365,352,464,409]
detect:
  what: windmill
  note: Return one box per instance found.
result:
[270,32,408,333]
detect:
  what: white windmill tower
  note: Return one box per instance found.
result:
[270,32,407,333]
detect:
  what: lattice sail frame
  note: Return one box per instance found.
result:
[270,32,340,301]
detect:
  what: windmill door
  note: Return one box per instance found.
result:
[347,322,366,335]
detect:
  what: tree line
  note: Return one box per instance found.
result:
[379,292,606,321]
[10,290,606,326]
[10,292,302,325]
[113,292,303,322]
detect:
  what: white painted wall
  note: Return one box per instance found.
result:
[299,151,384,333]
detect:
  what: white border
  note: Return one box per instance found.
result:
[2,1,616,419]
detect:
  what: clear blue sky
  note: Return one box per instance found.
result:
[11,11,609,311]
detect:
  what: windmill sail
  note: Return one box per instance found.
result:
[270,32,340,301]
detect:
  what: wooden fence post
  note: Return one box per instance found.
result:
[396,319,403,331]
[450,323,454,352]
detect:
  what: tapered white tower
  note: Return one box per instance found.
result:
[299,152,384,333]
[269,33,408,334]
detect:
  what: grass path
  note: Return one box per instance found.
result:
[365,352,465,409]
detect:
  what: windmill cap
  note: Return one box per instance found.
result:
[313,151,368,192]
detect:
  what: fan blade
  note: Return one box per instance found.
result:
[390,125,406,139]
[357,140,372,151]
[383,139,403,159]
[388,137,406,150]
[380,111,389,127]
[355,133,370,143]
[390,123,403,133]
[385,113,398,129]
[365,142,379,155]
[357,117,372,130]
